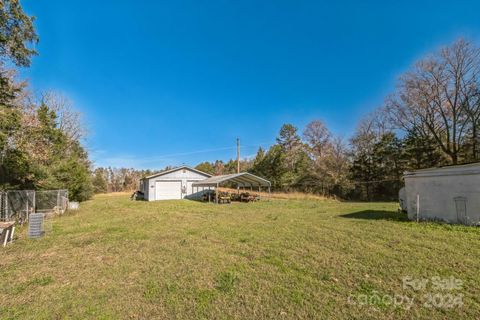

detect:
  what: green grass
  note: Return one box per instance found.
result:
[1,194,479,319]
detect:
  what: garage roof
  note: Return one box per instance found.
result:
[142,165,211,180]
[404,162,480,179]
[192,172,271,187]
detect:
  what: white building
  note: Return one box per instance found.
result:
[403,163,480,225]
[140,166,211,201]
[139,166,272,202]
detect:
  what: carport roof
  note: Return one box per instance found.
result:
[192,172,271,187]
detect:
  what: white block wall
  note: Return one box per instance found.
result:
[404,164,480,225]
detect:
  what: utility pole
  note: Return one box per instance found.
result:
[236,138,240,174]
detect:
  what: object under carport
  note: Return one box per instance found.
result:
[192,172,271,204]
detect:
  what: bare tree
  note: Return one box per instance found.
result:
[350,109,389,155]
[303,120,331,158]
[387,39,480,164]
[325,136,349,185]
[462,81,480,160]
[301,120,351,196]
[41,91,86,141]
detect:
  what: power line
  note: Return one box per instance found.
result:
[290,178,402,187]
[138,141,276,161]
[348,178,402,184]
[139,146,237,161]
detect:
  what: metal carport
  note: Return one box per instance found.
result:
[191,172,271,203]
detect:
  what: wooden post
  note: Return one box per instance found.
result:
[215,183,219,204]
[3,229,9,247]
[57,191,61,211]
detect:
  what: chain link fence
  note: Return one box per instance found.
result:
[35,190,69,215]
[0,190,68,222]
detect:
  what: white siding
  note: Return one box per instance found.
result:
[144,167,210,201]
[157,169,208,180]
[186,180,195,196]
[404,164,480,225]
[142,179,149,200]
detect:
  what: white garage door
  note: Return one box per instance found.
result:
[155,180,182,200]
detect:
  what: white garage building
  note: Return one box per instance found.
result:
[139,165,272,202]
[140,166,211,201]
[403,162,480,225]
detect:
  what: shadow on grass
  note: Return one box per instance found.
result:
[340,210,409,222]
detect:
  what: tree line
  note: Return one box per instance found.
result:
[91,167,157,194]
[192,39,480,201]
[0,1,92,201]
[96,39,480,201]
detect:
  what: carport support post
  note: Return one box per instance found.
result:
[215,183,219,204]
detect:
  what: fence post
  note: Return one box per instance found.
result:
[5,191,8,221]
[416,194,420,222]
[32,191,35,220]
[1,192,3,221]
[26,192,29,221]
[0,192,3,221]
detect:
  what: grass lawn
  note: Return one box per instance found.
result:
[1,194,479,319]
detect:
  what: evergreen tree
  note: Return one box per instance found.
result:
[29,103,93,201]
[0,0,38,189]
[52,144,93,201]
[349,148,378,201]
[256,144,288,190]
[224,159,238,174]
[276,124,302,171]
[403,131,444,169]
[0,69,28,188]
[195,162,215,174]
[92,168,108,194]
[253,147,265,166]
[371,132,405,200]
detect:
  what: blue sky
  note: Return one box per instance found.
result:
[21,0,480,169]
